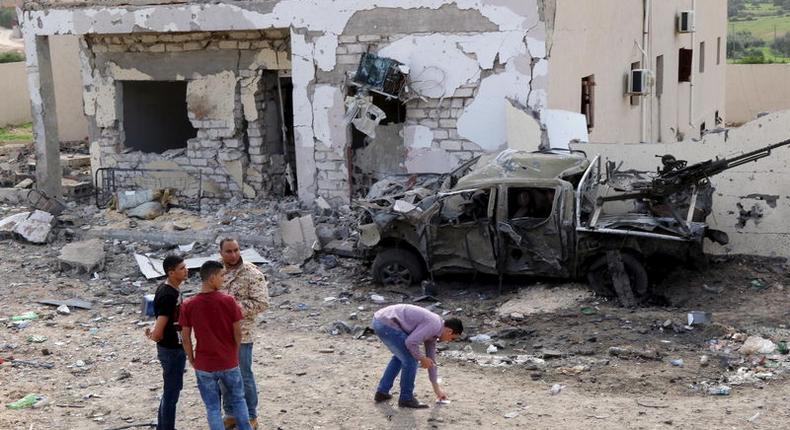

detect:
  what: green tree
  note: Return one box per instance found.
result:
[771,33,790,56]
[0,8,17,29]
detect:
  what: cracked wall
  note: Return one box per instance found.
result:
[22,0,551,203]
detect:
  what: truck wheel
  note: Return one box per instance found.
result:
[372,248,425,287]
[587,253,649,302]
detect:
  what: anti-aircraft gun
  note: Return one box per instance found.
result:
[599,139,790,205]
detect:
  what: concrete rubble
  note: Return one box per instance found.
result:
[57,239,106,274]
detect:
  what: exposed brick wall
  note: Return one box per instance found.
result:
[84,31,289,199]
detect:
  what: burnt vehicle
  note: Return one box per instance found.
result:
[355,141,790,305]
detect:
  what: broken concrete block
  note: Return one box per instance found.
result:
[315,223,337,247]
[127,201,165,220]
[13,210,55,244]
[59,239,106,274]
[314,196,332,212]
[323,239,357,258]
[60,154,91,169]
[14,178,34,189]
[280,214,319,265]
[0,212,30,240]
[0,188,25,204]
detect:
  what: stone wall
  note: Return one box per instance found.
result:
[82,30,290,199]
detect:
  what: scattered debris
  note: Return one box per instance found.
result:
[549,384,564,395]
[0,210,54,244]
[739,336,776,355]
[687,311,711,326]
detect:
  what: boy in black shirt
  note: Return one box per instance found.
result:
[145,255,188,430]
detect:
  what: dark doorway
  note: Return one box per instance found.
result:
[277,76,296,194]
[122,81,196,153]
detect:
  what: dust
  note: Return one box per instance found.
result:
[497,283,592,316]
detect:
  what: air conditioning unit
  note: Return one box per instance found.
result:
[677,10,695,33]
[627,69,651,95]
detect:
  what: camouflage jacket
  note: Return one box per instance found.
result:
[222,261,270,343]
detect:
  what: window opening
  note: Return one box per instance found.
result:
[678,48,693,82]
[508,188,555,220]
[655,55,664,96]
[699,41,706,73]
[122,81,196,153]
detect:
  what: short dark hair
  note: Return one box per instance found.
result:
[163,255,184,276]
[200,260,224,281]
[219,237,238,250]
[444,318,463,335]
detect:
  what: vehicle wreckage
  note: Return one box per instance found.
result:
[354,140,790,306]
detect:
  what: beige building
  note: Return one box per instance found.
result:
[548,0,727,144]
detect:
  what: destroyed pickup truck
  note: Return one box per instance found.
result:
[355,141,790,305]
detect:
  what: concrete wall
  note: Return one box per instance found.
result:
[0,61,30,127]
[726,64,790,126]
[572,110,790,258]
[0,35,88,141]
[548,0,727,144]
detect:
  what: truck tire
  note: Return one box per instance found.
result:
[586,253,649,302]
[372,248,425,287]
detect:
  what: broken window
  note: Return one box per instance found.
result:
[121,81,196,153]
[678,48,693,83]
[439,189,492,224]
[699,41,706,73]
[507,187,555,220]
[630,62,641,106]
[581,75,595,132]
[655,55,664,96]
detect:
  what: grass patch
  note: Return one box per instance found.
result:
[0,123,33,141]
[730,14,790,41]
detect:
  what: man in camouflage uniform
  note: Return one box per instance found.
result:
[218,238,270,430]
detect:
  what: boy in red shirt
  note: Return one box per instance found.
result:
[180,261,252,430]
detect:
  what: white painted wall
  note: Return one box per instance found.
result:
[572,110,790,258]
[548,0,727,144]
[0,36,88,141]
[726,64,790,125]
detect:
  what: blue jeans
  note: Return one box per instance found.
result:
[221,343,258,419]
[373,319,418,401]
[156,345,185,430]
[195,367,252,430]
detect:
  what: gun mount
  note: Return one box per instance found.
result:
[599,139,790,205]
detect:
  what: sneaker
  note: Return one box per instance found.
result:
[398,398,429,409]
[249,418,258,430]
[223,416,236,430]
[374,391,393,403]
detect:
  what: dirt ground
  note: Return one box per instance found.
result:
[2,205,790,429]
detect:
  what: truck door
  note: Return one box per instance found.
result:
[427,187,498,274]
[498,184,570,277]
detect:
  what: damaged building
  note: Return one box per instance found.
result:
[18,0,727,205]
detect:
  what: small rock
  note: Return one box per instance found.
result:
[549,384,563,395]
[670,358,684,367]
[370,294,386,304]
[503,411,519,419]
[57,305,71,315]
[486,345,498,354]
[700,355,709,366]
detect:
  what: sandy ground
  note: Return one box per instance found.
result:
[1,209,790,429]
[0,28,23,53]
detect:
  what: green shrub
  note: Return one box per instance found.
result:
[0,8,16,29]
[0,51,24,64]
